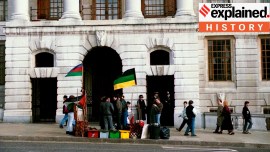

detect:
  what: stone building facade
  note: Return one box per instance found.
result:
[0,0,269,130]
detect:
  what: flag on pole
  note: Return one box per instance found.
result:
[78,94,86,108]
[114,68,137,90]
[65,64,83,77]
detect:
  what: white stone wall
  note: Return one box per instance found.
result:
[1,0,269,131]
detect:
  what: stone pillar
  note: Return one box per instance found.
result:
[61,0,82,20]
[124,0,144,19]
[9,0,29,21]
[175,0,195,17]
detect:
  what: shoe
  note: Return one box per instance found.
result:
[59,125,63,128]
[176,128,180,132]
[184,134,189,136]
[191,134,197,136]
[243,131,248,134]
[66,131,70,134]
[218,131,222,134]
[229,132,234,135]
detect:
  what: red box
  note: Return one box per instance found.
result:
[88,130,99,138]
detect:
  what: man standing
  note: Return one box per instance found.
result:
[184,100,196,136]
[121,95,128,129]
[213,99,223,133]
[100,96,115,131]
[242,101,252,134]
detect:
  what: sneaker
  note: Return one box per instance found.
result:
[243,131,248,134]
[59,125,63,128]
[191,134,197,136]
[184,133,189,136]
[176,128,180,132]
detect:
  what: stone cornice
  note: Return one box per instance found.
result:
[4,19,198,36]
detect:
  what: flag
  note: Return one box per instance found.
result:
[65,64,83,77]
[78,94,86,108]
[114,68,137,90]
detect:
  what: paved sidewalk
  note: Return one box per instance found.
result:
[0,123,269,149]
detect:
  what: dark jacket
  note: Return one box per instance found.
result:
[242,106,251,119]
[186,105,195,119]
[100,102,114,116]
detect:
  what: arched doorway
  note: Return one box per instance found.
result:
[83,47,122,122]
[32,52,57,122]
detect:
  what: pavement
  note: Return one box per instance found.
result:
[0,122,269,149]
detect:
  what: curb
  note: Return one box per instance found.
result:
[1,135,270,149]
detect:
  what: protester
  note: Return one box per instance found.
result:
[137,95,146,121]
[154,97,163,125]
[176,101,188,132]
[121,95,128,129]
[99,96,106,130]
[100,96,115,131]
[59,95,68,128]
[65,95,76,135]
[147,92,159,124]
[242,101,252,134]
[184,100,196,136]
[213,99,224,134]
[220,100,234,135]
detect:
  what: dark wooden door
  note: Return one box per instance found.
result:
[32,78,57,122]
[147,75,175,126]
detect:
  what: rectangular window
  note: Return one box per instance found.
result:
[261,38,270,80]
[208,39,232,81]
[0,0,7,21]
[142,0,176,18]
[49,0,64,19]
[91,0,121,20]
[207,0,230,2]
[35,0,63,20]
[0,44,5,85]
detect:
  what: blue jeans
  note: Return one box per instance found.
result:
[155,113,161,124]
[243,118,253,132]
[60,114,68,126]
[185,117,195,135]
[122,111,128,128]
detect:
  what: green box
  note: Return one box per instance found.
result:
[109,130,120,138]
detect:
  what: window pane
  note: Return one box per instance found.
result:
[261,38,270,80]
[0,44,5,85]
[92,0,121,20]
[150,50,170,65]
[143,0,176,18]
[208,39,232,81]
[0,0,7,21]
[50,0,63,19]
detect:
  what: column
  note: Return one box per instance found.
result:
[175,0,195,17]
[124,0,144,19]
[9,0,29,21]
[61,0,82,20]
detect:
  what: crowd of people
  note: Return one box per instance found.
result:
[59,91,253,137]
[176,99,253,136]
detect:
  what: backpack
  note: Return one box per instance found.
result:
[160,126,170,139]
[63,105,69,114]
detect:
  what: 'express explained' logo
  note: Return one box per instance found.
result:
[199,3,270,32]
